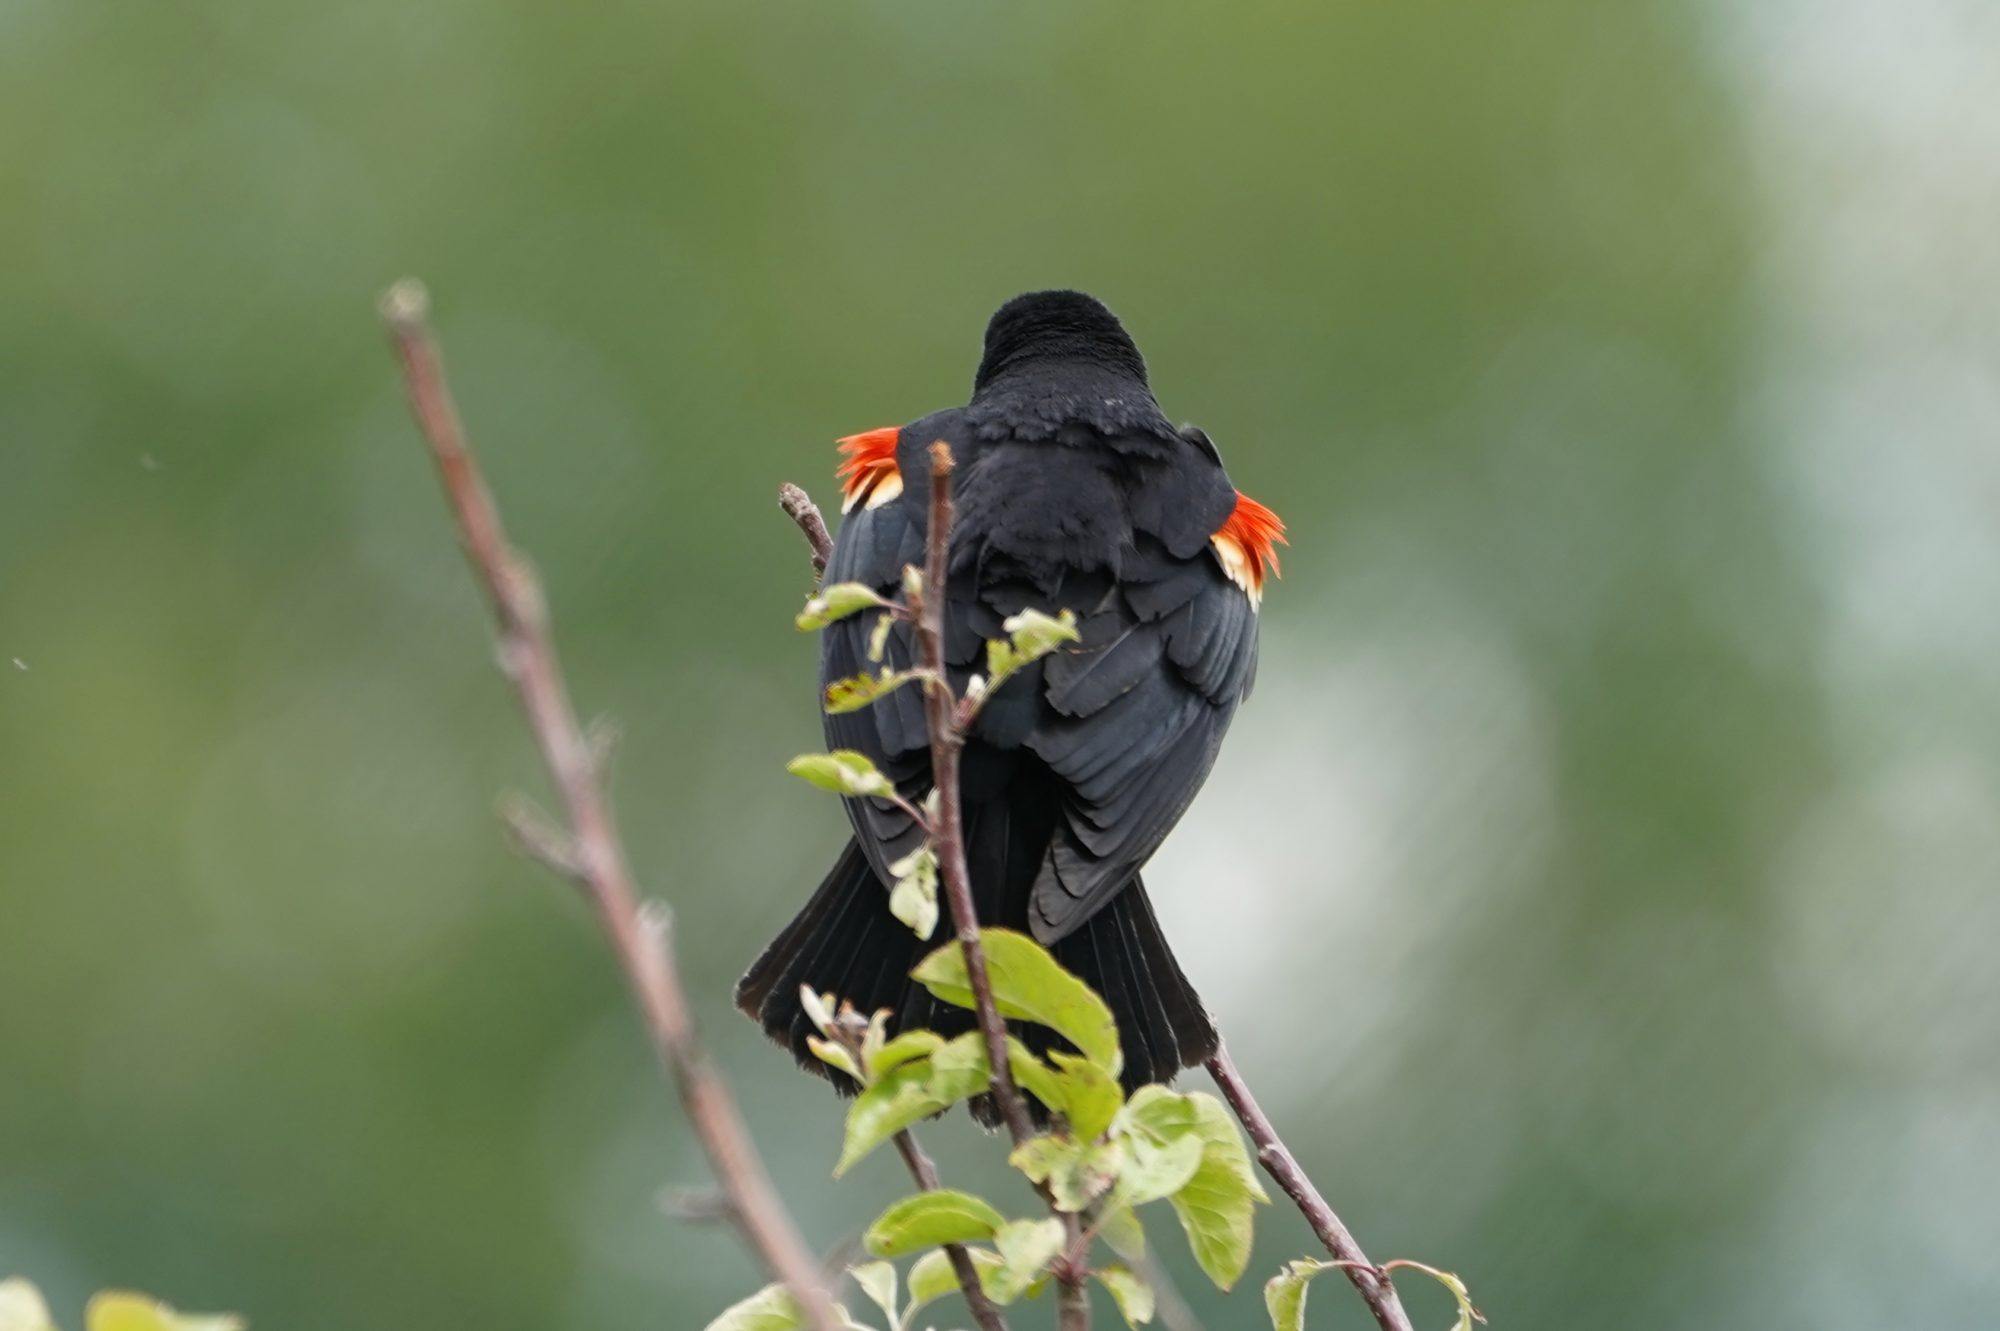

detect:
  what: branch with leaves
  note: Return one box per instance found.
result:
[377,275,1472,1331]
[379,282,848,1331]
[776,481,1478,1331]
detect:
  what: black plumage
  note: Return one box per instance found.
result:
[736,290,1276,1099]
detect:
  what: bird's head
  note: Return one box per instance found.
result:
[973,289,1149,394]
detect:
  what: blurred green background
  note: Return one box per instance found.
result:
[4,0,1997,1327]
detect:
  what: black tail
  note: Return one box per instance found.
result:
[735,837,1218,1101]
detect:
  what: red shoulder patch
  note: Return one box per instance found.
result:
[835,427,903,513]
[1211,491,1286,603]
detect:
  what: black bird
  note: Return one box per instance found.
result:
[737,290,1284,1097]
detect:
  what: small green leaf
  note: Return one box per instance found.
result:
[984,608,1081,690]
[700,1284,805,1331]
[1008,1134,1121,1211]
[87,1295,242,1331]
[1383,1261,1484,1331]
[1049,1050,1122,1141]
[848,1263,897,1327]
[787,751,893,799]
[1097,1204,1147,1260]
[988,1217,1066,1304]
[867,613,894,663]
[824,670,923,714]
[913,929,1122,1077]
[1263,1258,1329,1331]
[886,845,940,939]
[798,582,889,630]
[1094,1265,1155,1328]
[0,1280,55,1331]
[904,1247,1005,1324]
[864,1189,1009,1258]
[835,1060,952,1177]
[1007,1133,1073,1180]
[807,1036,862,1082]
[860,1008,892,1070]
[866,1029,943,1082]
[1002,1039,1067,1114]
[923,1031,993,1103]
[799,987,836,1036]
[1002,607,1081,657]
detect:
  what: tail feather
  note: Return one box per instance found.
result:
[1050,878,1218,1088]
[738,835,1217,1102]
[735,841,929,1078]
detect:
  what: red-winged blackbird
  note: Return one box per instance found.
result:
[737,290,1284,1097]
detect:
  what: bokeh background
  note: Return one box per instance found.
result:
[4,1,1997,1327]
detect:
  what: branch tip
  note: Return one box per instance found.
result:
[378,278,432,330]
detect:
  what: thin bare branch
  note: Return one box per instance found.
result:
[1206,1045,1414,1331]
[780,482,834,578]
[383,279,845,1331]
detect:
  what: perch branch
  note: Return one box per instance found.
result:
[910,442,1036,1149]
[382,280,845,1331]
[785,477,1015,1330]
[1206,1045,1414,1331]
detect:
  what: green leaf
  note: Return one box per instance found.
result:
[1120,1089,1265,1290]
[1121,1088,1267,1202]
[1049,1050,1122,1141]
[1006,1040,1068,1116]
[787,751,893,799]
[1383,1261,1484,1331]
[1003,607,1082,657]
[923,1031,993,1103]
[865,1029,943,1082]
[700,1284,827,1331]
[1114,1131,1204,1208]
[860,1008,892,1072]
[797,582,889,630]
[913,929,1122,1077]
[988,1217,1066,1304]
[848,1263,897,1328]
[835,1060,952,1176]
[0,1280,55,1331]
[984,608,1082,689]
[1097,1204,1147,1260]
[1184,1092,1270,1202]
[807,1036,862,1082]
[863,1189,1008,1258]
[904,1247,1005,1325]
[835,1034,997,1174]
[867,613,894,663]
[86,1295,242,1331]
[886,845,940,939]
[1168,1145,1259,1290]
[799,987,836,1036]
[824,670,923,714]
[1263,1258,1329,1331]
[1009,1133,1122,1212]
[1094,1265,1155,1328]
